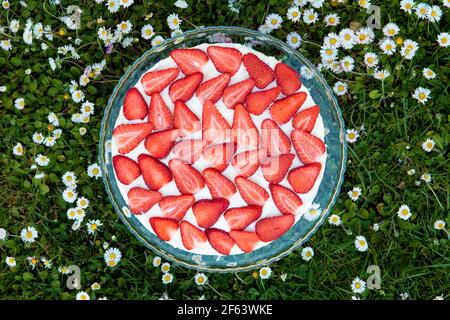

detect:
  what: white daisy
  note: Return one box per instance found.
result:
[373,69,391,81]
[91,282,101,290]
[0,39,12,51]
[0,228,7,240]
[423,68,436,80]
[77,197,89,209]
[76,291,90,300]
[162,273,174,284]
[437,32,450,47]
[287,32,302,49]
[412,87,431,104]
[259,266,272,279]
[74,207,86,220]
[379,38,396,55]
[444,0,450,8]
[301,247,314,261]
[71,89,85,103]
[194,273,208,286]
[320,46,338,60]
[87,219,103,234]
[265,13,283,30]
[174,0,188,8]
[41,257,52,269]
[340,56,355,72]
[106,0,120,13]
[67,208,77,220]
[355,27,375,45]
[80,101,95,116]
[79,74,90,87]
[323,32,341,48]
[122,206,131,218]
[14,97,25,110]
[324,13,340,26]
[382,23,400,37]
[415,3,430,19]
[28,256,39,269]
[303,9,318,25]
[397,204,411,220]
[351,277,366,294]
[104,247,122,266]
[339,28,356,49]
[407,169,416,176]
[348,187,362,201]
[119,0,133,8]
[35,154,50,166]
[153,256,162,267]
[12,143,23,156]
[258,24,273,34]
[121,37,134,48]
[44,136,56,147]
[333,81,348,96]
[33,23,44,39]
[87,163,102,179]
[167,13,182,30]
[161,262,171,273]
[5,256,16,267]
[357,0,371,9]
[117,20,132,34]
[300,66,314,80]
[9,19,20,33]
[355,235,368,252]
[400,39,419,60]
[400,0,415,13]
[62,171,77,188]
[310,0,325,8]
[422,138,435,152]
[151,35,164,47]
[141,24,154,40]
[20,226,38,243]
[62,188,78,203]
[287,6,301,22]
[328,214,342,226]
[48,112,60,126]
[420,173,431,184]
[434,220,446,230]
[304,203,321,221]
[52,129,62,139]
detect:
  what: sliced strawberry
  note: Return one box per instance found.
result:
[231,149,264,178]
[113,123,153,154]
[287,163,321,194]
[274,63,302,95]
[235,176,269,207]
[245,86,281,115]
[112,155,140,185]
[169,72,203,103]
[270,92,307,124]
[232,104,259,151]
[123,88,148,120]
[224,206,262,230]
[256,215,295,242]
[144,129,179,159]
[242,53,274,89]
[229,230,259,253]
[261,153,295,184]
[269,184,302,216]
[148,93,173,130]
[149,217,179,241]
[291,129,326,164]
[292,105,320,132]
[159,194,195,221]
[203,142,235,172]
[203,168,236,199]
[260,119,291,157]
[173,100,201,136]
[138,154,173,191]
[222,79,255,109]
[172,139,205,164]
[205,228,235,255]
[196,73,231,104]
[192,198,229,228]
[170,48,209,75]
[180,221,207,250]
[207,46,242,75]
[168,159,205,194]
[141,68,180,96]
[128,187,162,215]
[202,100,231,144]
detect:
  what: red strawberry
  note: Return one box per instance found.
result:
[242,53,274,88]
[159,194,195,221]
[170,48,209,75]
[229,231,259,253]
[203,142,235,172]
[196,73,231,104]
[203,168,236,199]
[255,215,295,242]
[113,123,153,154]
[180,221,207,250]
[232,104,259,151]
[123,88,148,120]
[291,129,325,164]
[149,93,173,130]
[274,63,302,95]
[224,206,262,230]
[287,163,321,194]
[192,198,229,228]
[270,92,307,124]
[261,153,295,184]
[149,217,179,241]
[138,154,173,190]
[172,139,206,164]
[168,159,205,194]
[144,129,179,159]
[292,105,320,132]
[207,46,242,75]
[202,101,231,144]
[260,119,291,157]
[231,149,264,178]
[269,184,302,215]
[222,79,255,109]
[169,72,203,103]
[245,86,281,115]
[235,176,269,207]
[128,187,162,215]
[205,228,235,255]
[173,100,201,136]
[112,155,140,185]
[141,68,180,96]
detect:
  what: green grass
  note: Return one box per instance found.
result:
[0,0,449,300]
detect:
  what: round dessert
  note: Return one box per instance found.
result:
[111,43,327,256]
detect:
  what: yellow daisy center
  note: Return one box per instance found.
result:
[355,283,361,289]
[271,19,277,25]
[261,269,267,276]
[359,240,366,246]
[92,168,99,175]
[91,224,97,230]
[197,276,205,283]
[348,133,355,139]
[338,85,345,91]
[330,38,337,45]
[418,93,426,100]
[109,253,116,260]
[26,231,33,238]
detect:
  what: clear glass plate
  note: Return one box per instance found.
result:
[98,26,347,272]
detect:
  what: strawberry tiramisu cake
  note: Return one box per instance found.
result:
[111,43,326,256]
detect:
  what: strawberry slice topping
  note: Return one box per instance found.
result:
[168,159,205,194]
[144,129,180,159]
[222,79,255,109]
[113,123,153,154]
[292,105,320,133]
[232,104,259,151]
[242,53,274,88]
[149,217,179,241]
[138,154,173,190]
[291,129,325,164]
[260,119,292,157]
[202,142,235,172]
[274,63,302,95]
[235,176,269,207]
[256,215,295,242]
[180,221,207,250]
[148,93,173,130]
[270,92,307,124]
[141,68,180,96]
[231,149,265,178]
[170,48,209,75]
[205,228,235,255]
[196,73,231,104]
[192,198,229,228]
[159,194,195,221]
[173,100,201,136]
[123,88,148,120]
[245,86,281,115]
[224,206,262,230]
[169,72,203,103]
[229,231,260,253]
[261,153,295,184]
[207,46,243,75]
[203,168,237,199]
[287,163,321,194]
[172,139,206,164]
[202,101,231,145]
[269,184,302,215]
[112,155,140,185]
[128,187,162,215]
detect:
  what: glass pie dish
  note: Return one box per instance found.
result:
[98,26,347,273]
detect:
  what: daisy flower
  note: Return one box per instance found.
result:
[87,219,103,234]
[423,67,436,80]
[400,39,419,60]
[355,27,375,45]
[412,87,431,104]
[333,81,348,96]
[407,169,416,176]
[339,28,356,49]
[62,188,78,203]
[119,0,133,8]
[87,163,102,179]
[301,247,314,261]
[304,203,321,221]
[58,266,70,274]
[162,273,174,284]
[175,0,188,8]
[33,23,44,39]
[320,46,338,60]
[194,273,208,286]
[303,9,318,25]
[323,33,341,48]
[27,256,39,269]
[348,187,362,201]
[67,208,77,220]
[122,206,131,218]
[44,136,56,147]
[153,256,162,267]
[346,129,359,143]
[265,13,283,30]
[351,277,366,294]
[372,223,380,231]
[422,138,435,152]
[81,101,95,115]
[287,6,301,22]
[20,226,38,243]
[433,295,444,300]
[141,24,155,40]
[259,266,272,279]
[287,32,302,49]
[48,112,60,126]
[397,204,412,220]
[75,207,86,220]
[35,154,50,166]
[379,38,396,55]
[437,32,449,47]
[167,13,182,30]
[383,23,400,37]
[14,97,25,110]
[76,291,90,300]
[415,3,430,19]
[300,66,314,80]
[280,273,288,282]
[9,19,19,33]
[12,143,23,156]
[434,220,446,230]
[0,228,7,240]
[106,0,120,13]
[420,173,431,184]
[161,262,171,273]
[324,13,340,26]
[358,0,371,9]
[91,282,101,290]
[151,35,164,47]
[340,56,355,72]
[400,0,415,13]
[104,247,122,267]
[121,37,133,48]
[310,0,325,8]
[0,39,12,51]
[71,90,85,103]
[5,256,16,267]
[355,235,368,252]
[373,69,391,81]
[62,171,77,188]
[77,197,89,209]
[328,214,342,226]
